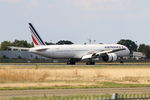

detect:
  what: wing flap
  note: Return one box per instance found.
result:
[82,54,93,60]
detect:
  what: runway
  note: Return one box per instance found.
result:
[1,63,150,66]
[0,88,150,98]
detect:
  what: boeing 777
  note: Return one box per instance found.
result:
[10,23,130,65]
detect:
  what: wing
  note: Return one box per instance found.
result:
[81,48,126,60]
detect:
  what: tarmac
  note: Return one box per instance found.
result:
[0,88,150,98]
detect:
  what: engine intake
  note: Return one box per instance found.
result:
[101,53,117,62]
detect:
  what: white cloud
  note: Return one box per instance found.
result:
[0,0,21,3]
[64,0,131,11]
[125,12,150,20]
[0,0,40,8]
[28,0,40,8]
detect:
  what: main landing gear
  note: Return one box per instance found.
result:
[86,61,95,65]
[120,61,124,64]
[67,58,95,65]
[86,59,95,65]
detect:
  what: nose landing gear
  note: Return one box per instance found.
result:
[67,59,76,65]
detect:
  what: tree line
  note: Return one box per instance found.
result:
[117,39,150,59]
[0,40,74,50]
[0,40,33,50]
[0,39,150,59]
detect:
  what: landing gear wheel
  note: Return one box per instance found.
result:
[86,62,95,65]
[120,61,124,64]
[67,61,76,65]
[67,59,76,65]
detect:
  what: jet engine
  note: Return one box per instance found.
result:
[101,53,117,62]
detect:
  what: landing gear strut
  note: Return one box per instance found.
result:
[67,59,76,65]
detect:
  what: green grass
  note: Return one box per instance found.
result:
[0,82,150,90]
[99,82,150,88]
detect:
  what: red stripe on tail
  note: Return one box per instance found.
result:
[32,36,39,45]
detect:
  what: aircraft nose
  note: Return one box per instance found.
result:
[126,47,130,55]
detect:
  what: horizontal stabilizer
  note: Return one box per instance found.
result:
[8,46,29,51]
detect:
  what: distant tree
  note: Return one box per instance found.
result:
[56,40,74,45]
[0,40,33,50]
[0,41,12,50]
[138,44,146,52]
[138,44,150,59]
[31,42,34,47]
[12,40,33,48]
[117,39,138,53]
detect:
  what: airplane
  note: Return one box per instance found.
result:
[10,23,130,65]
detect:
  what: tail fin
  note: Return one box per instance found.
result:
[29,23,46,46]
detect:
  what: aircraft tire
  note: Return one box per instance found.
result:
[86,62,95,65]
[67,61,76,65]
[120,61,124,64]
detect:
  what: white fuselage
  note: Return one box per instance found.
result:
[29,44,130,59]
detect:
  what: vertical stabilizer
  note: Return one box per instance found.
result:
[29,23,46,46]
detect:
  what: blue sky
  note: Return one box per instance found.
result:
[0,0,150,44]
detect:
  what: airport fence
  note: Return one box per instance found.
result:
[49,93,150,100]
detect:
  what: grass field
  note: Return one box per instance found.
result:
[0,64,150,90]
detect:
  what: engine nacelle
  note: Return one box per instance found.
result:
[102,53,117,62]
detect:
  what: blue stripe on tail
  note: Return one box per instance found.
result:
[29,23,46,45]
